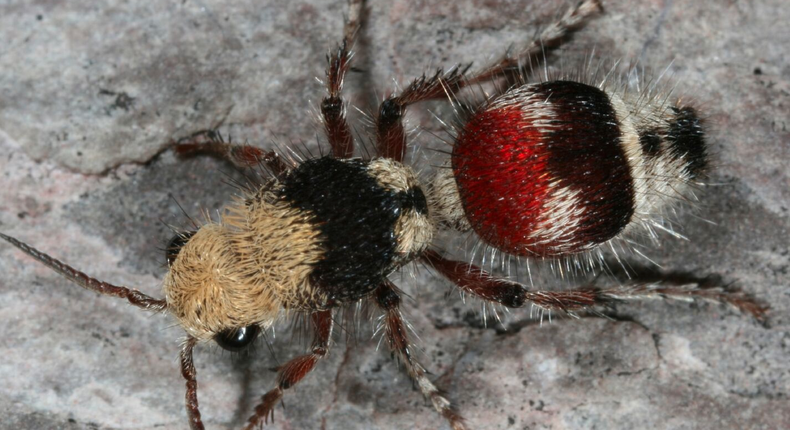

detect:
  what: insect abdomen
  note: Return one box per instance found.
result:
[449,80,707,257]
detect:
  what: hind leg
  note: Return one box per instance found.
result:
[422,250,768,320]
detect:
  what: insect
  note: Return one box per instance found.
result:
[0,0,770,429]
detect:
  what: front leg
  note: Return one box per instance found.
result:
[173,129,289,177]
[179,337,205,430]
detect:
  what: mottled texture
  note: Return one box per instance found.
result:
[0,0,788,430]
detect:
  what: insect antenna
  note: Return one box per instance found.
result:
[0,233,166,311]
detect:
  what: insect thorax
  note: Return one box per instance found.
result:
[163,157,432,339]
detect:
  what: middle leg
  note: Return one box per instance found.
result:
[375,0,603,162]
[175,0,366,166]
[373,281,467,430]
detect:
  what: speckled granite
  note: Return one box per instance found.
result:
[0,0,788,429]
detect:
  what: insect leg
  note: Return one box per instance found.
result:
[0,233,166,311]
[375,66,469,162]
[173,129,288,176]
[422,250,768,320]
[373,281,467,430]
[463,0,603,87]
[321,0,364,159]
[374,0,602,162]
[242,309,334,430]
[179,336,205,430]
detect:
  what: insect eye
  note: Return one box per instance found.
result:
[166,231,196,266]
[214,325,260,352]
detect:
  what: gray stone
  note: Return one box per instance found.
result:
[0,0,788,429]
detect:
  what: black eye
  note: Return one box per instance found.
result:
[166,231,196,266]
[214,325,260,352]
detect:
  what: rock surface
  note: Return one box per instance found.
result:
[0,0,788,429]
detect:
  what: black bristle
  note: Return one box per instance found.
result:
[666,106,707,177]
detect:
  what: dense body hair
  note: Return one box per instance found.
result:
[164,190,323,340]
[165,156,431,340]
[431,74,707,259]
[0,1,767,430]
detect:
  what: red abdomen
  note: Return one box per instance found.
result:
[452,81,635,257]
